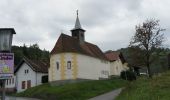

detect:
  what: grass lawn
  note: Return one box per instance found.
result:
[14,77,127,100]
[116,71,170,100]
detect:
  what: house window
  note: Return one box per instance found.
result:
[27,80,31,89]
[67,61,71,69]
[25,69,29,74]
[9,79,11,84]
[22,81,25,89]
[6,80,8,85]
[56,62,59,70]
[12,78,14,84]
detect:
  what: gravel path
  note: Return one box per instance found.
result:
[89,88,123,100]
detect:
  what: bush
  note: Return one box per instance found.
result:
[120,70,136,81]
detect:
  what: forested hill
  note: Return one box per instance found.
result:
[12,44,50,66]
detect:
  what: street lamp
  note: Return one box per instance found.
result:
[0,28,16,100]
[0,28,16,52]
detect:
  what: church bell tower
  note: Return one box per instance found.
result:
[71,10,86,44]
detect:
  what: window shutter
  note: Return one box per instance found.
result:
[27,80,31,88]
[22,81,25,89]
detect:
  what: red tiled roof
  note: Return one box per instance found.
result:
[15,57,48,73]
[50,33,107,60]
[105,51,126,63]
[105,51,120,61]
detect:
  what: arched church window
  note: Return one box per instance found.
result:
[67,61,71,69]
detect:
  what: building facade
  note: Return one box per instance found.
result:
[15,58,48,92]
[105,51,128,76]
[50,53,110,81]
[0,76,16,93]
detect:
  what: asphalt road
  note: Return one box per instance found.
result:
[89,88,123,100]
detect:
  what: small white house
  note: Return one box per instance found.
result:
[15,58,48,92]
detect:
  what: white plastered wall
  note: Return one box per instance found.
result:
[49,53,110,81]
[77,54,110,80]
[110,59,128,76]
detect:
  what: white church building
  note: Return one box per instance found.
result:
[49,13,128,82]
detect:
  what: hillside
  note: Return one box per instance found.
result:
[12,44,49,66]
[14,78,127,100]
[116,70,170,100]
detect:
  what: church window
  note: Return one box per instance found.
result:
[116,66,118,71]
[67,61,71,69]
[56,62,59,70]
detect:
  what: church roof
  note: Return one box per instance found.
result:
[50,33,107,60]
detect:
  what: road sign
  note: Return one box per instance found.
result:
[0,53,14,79]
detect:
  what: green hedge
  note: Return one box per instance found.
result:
[120,70,136,81]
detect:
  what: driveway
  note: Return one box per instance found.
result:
[89,88,123,100]
[0,96,40,100]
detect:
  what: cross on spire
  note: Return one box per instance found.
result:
[77,10,78,16]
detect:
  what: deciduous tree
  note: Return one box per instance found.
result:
[130,19,165,78]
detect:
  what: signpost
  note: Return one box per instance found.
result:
[0,28,16,100]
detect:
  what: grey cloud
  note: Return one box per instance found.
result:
[0,0,170,51]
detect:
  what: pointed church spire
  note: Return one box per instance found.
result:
[71,10,85,44]
[73,10,84,30]
[74,10,82,29]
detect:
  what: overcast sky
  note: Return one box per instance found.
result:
[0,0,170,52]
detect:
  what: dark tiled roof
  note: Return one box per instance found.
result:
[15,57,48,73]
[50,33,107,60]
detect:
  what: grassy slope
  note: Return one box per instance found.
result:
[15,78,127,100]
[116,71,170,100]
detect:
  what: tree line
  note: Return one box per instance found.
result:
[12,44,50,66]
